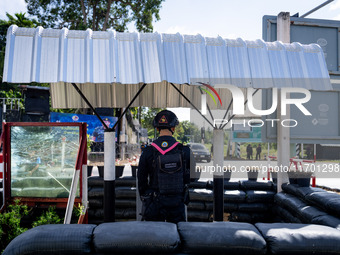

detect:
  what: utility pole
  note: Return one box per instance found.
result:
[276,12,291,192]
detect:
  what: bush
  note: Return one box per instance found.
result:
[32,206,62,227]
[0,199,29,252]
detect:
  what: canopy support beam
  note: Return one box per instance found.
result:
[71,83,109,129]
[199,87,215,128]
[221,89,260,130]
[71,82,148,222]
[170,83,214,128]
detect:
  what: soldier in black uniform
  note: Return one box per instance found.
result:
[137,110,195,223]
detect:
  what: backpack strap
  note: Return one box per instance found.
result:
[151,142,179,155]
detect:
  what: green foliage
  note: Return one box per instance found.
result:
[31,207,62,227]
[140,107,165,138]
[25,0,164,32]
[0,199,30,252]
[73,203,86,218]
[173,121,200,144]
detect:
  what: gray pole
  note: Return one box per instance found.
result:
[277,12,291,192]
[213,129,224,221]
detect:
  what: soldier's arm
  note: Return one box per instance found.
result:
[137,147,151,196]
[184,147,195,184]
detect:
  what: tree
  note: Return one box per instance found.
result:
[25,0,164,32]
[140,107,164,138]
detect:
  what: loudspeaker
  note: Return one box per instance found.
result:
[24,88,50,113]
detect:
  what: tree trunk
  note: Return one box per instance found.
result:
[103,0,113,31]
[80,0,87,26]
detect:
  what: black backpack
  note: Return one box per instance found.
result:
[151,142,185,196]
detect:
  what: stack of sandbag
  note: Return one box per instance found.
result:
[88,177,277,224]
[274,183,340,230]
[88,176,137,224]
[188,180,276,223]
[229,181,276,223]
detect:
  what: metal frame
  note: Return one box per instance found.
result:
[263,15,340,75]
[261,89,340,144]
[1,122,86,211]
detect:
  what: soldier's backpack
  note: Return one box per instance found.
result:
[151,141,185,196]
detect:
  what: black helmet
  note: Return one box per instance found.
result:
[153,110,179,129]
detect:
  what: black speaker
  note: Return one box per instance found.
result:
[24,88,50,114]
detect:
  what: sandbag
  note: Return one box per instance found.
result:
[88,187,104,198]
[224,203,238,212]
[246,190,276,203]
[224,190,246,202]
[299,205,328,223]
[89,198,103,208]
[312,215,340,230]
[187,210,213,221]
[177,222,266,254]
[325,197,340,218]
[2,224,96,255]
[238,203,271,213]
[256,223,340,255]
[93,222,180,254]
[281,183,299,195]
[88,176,103,187]
[188,181,208,189]
[115,208,136,219]
[230,212,272,223]
[224,181,241,190]
[115,176,137,187]
[274,192,307,216]
[115,199,136,208]
[206,180,240,190]
[273,205,302,223]
[295,186,324,200]
[240,180,273,191]
[204,202,238,212]
[115,186,136,199]
[306,191,340,216]
[187,201,205,211]
[189,189,213,202]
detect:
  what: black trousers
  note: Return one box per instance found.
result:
[142,195,186,223]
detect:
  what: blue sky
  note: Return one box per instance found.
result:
[1,0,340,120]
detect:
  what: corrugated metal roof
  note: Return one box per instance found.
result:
[3,25,331,90]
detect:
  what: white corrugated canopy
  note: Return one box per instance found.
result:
[3,25,332,109]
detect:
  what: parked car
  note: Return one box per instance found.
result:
[187,143,211,163]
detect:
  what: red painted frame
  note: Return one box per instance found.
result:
[1,122,87,209]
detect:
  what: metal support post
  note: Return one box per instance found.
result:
[213,129,224,221]
[277,12,291,192]
[104,130,116,222]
